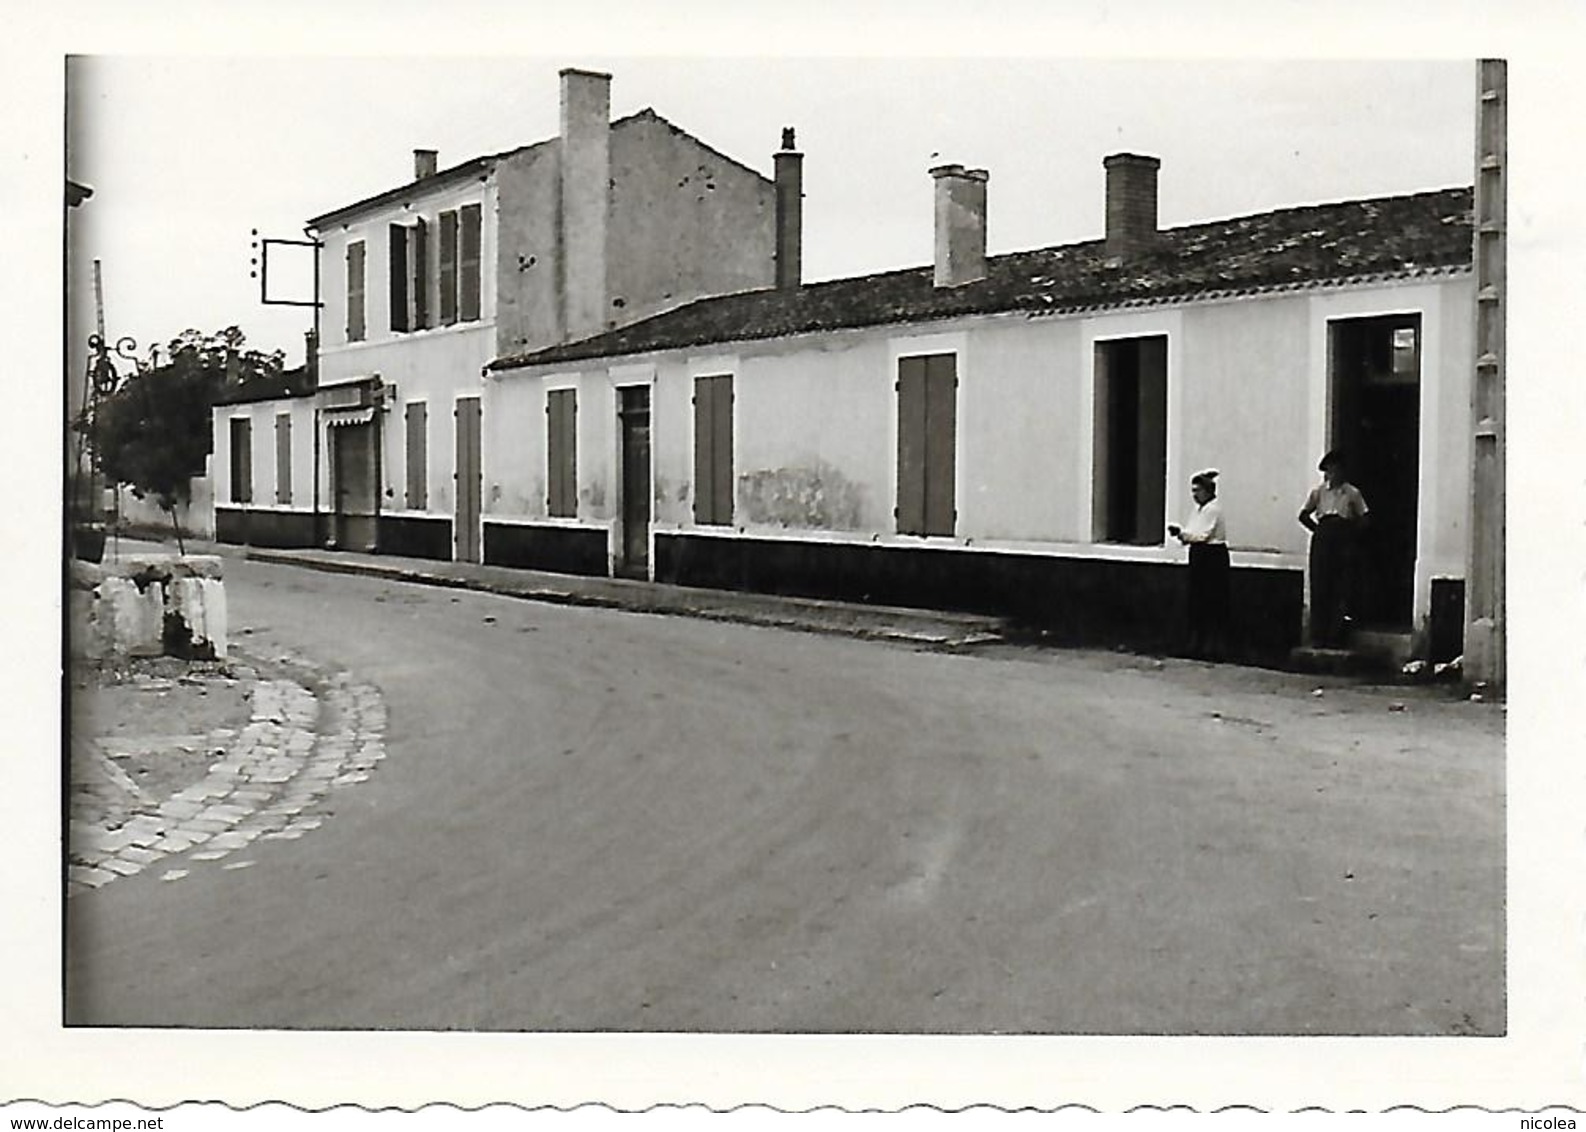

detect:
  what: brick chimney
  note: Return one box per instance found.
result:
[930,164,989,288]
[1104,152,1160,258]
[559,68,612,341]
[414,149,438,180]
[774,127,803,291]
[304,328,319,387]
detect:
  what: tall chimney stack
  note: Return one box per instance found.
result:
[774,127,803,291]
[414,148,438,180]
[930,164,989,288]
[559,68,612,341]
[1103,152,1160,258]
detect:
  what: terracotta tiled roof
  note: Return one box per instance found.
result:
[490,186,1473,372]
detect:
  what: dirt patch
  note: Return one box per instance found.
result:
[71,655,251,739]
[68,655,256,823]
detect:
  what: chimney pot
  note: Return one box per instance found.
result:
[931,164,989,288]
[774,128,804,290]
[1103,152,1160,258]
[414,148,438,180]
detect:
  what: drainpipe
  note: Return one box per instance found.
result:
[306,223,324,548]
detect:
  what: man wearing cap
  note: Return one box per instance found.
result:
[1298,450,1370,648]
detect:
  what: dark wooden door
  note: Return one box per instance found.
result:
[618,386,651,578]
[332,420,378,552]
[454,397,481,563]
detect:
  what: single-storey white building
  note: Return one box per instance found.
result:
[484,154,1476,663]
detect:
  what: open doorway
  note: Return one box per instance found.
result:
[1327,314,1421,630]
[617,385,651,579]
[1092,335,1168,545]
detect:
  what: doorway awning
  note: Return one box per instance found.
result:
[325,406,376,427]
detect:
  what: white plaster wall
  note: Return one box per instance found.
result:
[653,358,696,528]
[1428,276,1477,579]
[1177,295,1313,555]
[730,335,893,535]
[482,373,549,519]
[316,178,498,375]
[957,318,1084,543]
[211,397,318,524]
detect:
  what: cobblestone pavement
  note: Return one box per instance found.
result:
[67,649,387,897]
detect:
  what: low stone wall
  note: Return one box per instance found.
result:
[70,556,228,660]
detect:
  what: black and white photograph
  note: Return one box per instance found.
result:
[8,0,1585,1121]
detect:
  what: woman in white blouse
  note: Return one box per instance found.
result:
[1169,469,1230,659]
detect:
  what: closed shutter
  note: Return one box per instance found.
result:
[230,418,252,504]
[346,241,365,342]
[547,389,577,517]
[275,413,292,504]
[923,353,957,536]
[438,211,458,326]
[1091,342,1110,541]
[895,357,927,535]
[1134,335,1168,545]
[405,402,428,510]
[693,375,734,525]
[459,203,481,322]
[712,377,734,526]
[693,378,712,524]
[410,218,429,330]
[389,223,409,332]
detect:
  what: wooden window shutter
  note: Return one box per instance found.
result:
[389,223,409,332]
[1134,335,1168,545]
[459,204,482,322]
[405,402,428,511]
[923,354,957,536]
[895,357,928,535]
[692,375,734,526]
[438,211,458,326]
[697,377,716,523]
[692,378,712,524]
[230,418,252,504]
[346,241,366,342]
[711,376,734,525]
[409,218,429,330]
[275,413,292,504]
[547,389,577,517]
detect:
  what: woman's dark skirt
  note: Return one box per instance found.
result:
[1187,542,1231,656]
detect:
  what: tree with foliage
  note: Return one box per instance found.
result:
[89,326,284,551]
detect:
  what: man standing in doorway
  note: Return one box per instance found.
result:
[1299,449,1370,648]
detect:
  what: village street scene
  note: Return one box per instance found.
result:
[49,48,1522,1105]
[67,539,1502,1034]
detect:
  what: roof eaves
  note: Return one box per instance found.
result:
[491,263,1474,374]
[306,140,559,229]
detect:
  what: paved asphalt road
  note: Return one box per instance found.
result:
[66,557,1504,1034]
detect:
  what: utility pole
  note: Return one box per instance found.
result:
[1465,59,1506,690]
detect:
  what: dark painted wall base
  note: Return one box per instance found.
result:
[378,515,453,561]
[655,533,1304,660]
[484,522,610,578]
[215,507,318,549]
